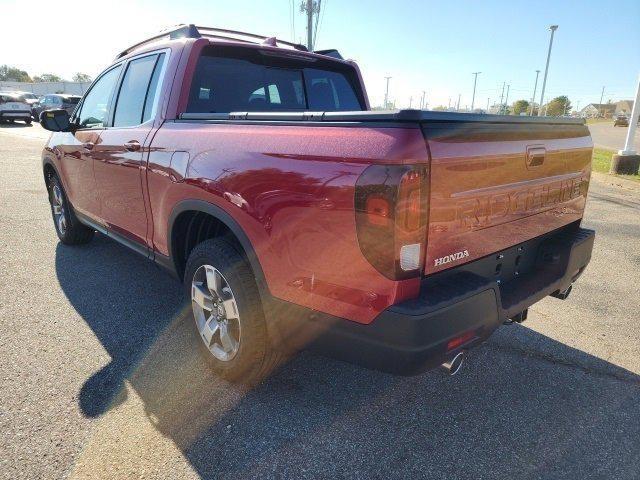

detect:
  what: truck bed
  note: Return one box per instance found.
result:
[177,109,592,278]
[179,109,586,125]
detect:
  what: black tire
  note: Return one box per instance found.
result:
[25,118,32,125]
[47,175,95,245]
[184,238,275,383]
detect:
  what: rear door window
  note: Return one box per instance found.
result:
[113,53,164,127]
[186,48,363,113]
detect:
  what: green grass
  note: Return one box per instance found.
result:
[592,148,640,182]
[586,117,611,125]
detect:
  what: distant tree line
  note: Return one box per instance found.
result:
[0,65,92,83]
[507,96,572,116]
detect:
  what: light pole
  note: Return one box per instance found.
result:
[530,70,540,115]
[611,74,640,174]
[471,72,481,111]
[456,94,461,111]
[384,76,391,109]
[538,25,558,116]
[486,97,490,113]
[619,75,640,155]
[598,86,605,117]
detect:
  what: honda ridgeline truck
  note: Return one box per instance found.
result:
[40,25,595,381]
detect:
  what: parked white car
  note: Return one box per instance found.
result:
[0,93,32,124]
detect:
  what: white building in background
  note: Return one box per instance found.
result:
[0,81,91,96]
[614,100,634,116]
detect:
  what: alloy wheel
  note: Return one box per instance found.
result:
[51,184,67,235]
[191,264,241,362]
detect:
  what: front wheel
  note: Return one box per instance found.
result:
[47,175,94,245]
[184,238,275,383]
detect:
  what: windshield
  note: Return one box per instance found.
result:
[186,47,363,113]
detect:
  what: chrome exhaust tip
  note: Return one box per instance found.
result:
[442,351,466,376]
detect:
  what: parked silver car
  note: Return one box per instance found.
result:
[0,93,32,124]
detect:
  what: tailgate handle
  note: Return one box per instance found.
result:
[526,147,546,167]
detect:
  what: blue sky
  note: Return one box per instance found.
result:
[4,0,639,110]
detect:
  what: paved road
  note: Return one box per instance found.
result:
[1,124,639,480]
[588,121,640,151]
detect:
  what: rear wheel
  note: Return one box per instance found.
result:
[47,175,94,245]
[25,118,32,125]
[184,238,274,383]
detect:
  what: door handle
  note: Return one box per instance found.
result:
[124,140,141,152]
[82,142,95,150]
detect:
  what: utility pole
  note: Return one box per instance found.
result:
[499,82,505,110]
[486,97,490,113]
[300,0,320,51]
[471,72,481,111]
[448,97,451,109]
[456,94,461,111]
[504,84,510,113]
[530,70,540,115]
[384,76,391,109]
[421,90,426,110]
[599,86,605,117]
[538,25,558,116]
[409,96,413,108]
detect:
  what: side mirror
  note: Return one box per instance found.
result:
[40,109,72,132]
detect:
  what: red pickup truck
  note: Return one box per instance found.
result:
[41,25,595,381]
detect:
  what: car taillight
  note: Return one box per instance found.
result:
[354,164,429,280]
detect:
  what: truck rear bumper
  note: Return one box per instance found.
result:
[273,225,595,375]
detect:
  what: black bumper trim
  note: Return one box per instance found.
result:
[269,226,595,375]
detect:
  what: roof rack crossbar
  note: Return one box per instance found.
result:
[195,26,308,51]
[116,24,308,59]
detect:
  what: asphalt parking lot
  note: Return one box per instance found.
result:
[588,120,640,150]
[1,123,639,480]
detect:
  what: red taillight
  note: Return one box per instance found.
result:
[354,165,429,280]
[446,330,477,352]
[398,171,422,231]
[365,196,391,226]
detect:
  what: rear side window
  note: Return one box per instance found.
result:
[186,48,363,113]
[113,53,164,127]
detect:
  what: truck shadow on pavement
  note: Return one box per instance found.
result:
[55,234,640,479]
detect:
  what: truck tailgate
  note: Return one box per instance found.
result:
[421,121,592,275]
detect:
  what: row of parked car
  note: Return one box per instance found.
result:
[0,90,80,125]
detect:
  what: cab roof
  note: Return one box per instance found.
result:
[116,24,346,63]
